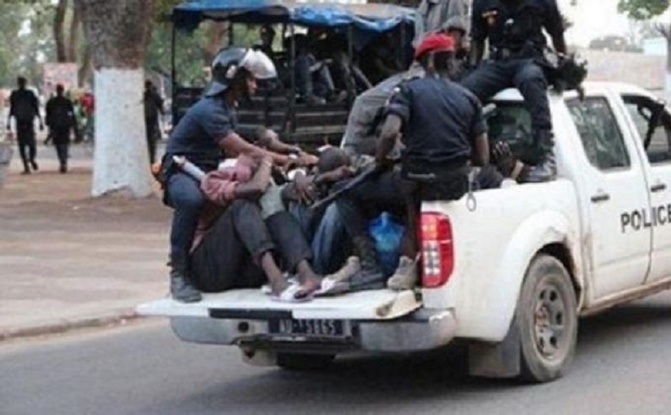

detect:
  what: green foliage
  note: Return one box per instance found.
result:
[618,0,670,20]
[145,19,261,88]
[145,22,208,87]
[0,0,56,87]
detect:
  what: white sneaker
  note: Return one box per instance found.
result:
[386,256,418,291]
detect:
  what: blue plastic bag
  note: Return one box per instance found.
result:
[368,212,404,277]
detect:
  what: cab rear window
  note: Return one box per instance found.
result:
[486,102,535,163]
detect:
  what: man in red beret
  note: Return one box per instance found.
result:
[373,33,500,290]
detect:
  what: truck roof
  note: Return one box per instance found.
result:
[492,81,653,102]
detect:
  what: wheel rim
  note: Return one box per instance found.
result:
[533,280,568,360]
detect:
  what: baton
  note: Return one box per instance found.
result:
[310,163,382,210]
[173,156,206,181]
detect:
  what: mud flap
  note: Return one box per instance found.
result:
[468,318,521,378]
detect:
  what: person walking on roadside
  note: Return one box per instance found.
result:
[7,76,44,174]
[45,84,76,173]
[144,80,164,165]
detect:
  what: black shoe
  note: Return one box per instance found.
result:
[60,164,67,174]
[170,271,202,303]
[21,169,31,175]
[30,160,39,171]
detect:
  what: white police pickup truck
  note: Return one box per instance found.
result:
[138,82,671,382]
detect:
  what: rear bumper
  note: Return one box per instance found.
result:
[169,308,456,353]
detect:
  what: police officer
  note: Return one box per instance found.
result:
[337,33,498,292]
[165,46,290,302]
[461,0,566,182]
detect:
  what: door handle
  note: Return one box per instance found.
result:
[651,183,667,193]
[590,191,610,203]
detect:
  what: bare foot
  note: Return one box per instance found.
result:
[298,274,321,296]
[270,279,312,300]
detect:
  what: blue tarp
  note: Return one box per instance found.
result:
[172,0,415,33]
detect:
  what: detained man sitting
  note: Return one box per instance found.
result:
[185,154,321,302]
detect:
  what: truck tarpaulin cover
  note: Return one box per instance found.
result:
[172,0,415,34]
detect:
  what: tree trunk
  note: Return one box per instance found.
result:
[203,22,228,64]
[78,43,93,87]
[76,0,155,198]
[66,2,81,62]
[54,0,68,62]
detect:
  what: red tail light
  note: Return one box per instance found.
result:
[420,212,454,288]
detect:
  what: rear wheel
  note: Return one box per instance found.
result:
[276,353,335,371]
[517,254,578,383]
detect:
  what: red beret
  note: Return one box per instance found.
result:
[414,33,455,60]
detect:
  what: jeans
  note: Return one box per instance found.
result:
[296,53,334,100]
[461,58,554,161]
[166,172,206,273]
[289,203,348,275]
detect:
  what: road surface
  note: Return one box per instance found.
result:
[3,292,671,415]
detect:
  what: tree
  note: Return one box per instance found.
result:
[618,0,671,95]
[75,0,155,198]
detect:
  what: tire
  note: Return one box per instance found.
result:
[516,254,578,383]
[276,353,335,371]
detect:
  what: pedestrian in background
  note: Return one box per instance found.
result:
[6,76,43,174]
[46,84,75,173]
[144,80,164,165]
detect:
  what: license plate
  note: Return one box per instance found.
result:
[269,319,346,338]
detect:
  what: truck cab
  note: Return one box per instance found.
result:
[139,82,671,382]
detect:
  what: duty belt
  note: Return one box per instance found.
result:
[491,47,540,61]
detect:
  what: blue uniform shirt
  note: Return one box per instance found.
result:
[471,0,563,57]
[166,95,237,169]
[386,76,486,167]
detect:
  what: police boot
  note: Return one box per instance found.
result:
[525,153,557,182]
[170,269,202,303]
[349,235,385,291]
[525,131,557,182]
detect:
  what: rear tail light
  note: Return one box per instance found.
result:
[420,212,454,288]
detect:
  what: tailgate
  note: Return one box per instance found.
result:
[137,289,421,320]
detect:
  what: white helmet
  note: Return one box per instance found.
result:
[205,47,277,97]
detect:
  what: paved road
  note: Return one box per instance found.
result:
[3,292,671,415]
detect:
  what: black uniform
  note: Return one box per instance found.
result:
[9,88,40,173]
[461,0,564,165]
[164,95,235,277]
[388,75,501,198]
[46,95,75,172]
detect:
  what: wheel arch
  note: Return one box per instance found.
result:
[477,210,580,342]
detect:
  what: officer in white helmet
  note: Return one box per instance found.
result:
[163,46,289,302]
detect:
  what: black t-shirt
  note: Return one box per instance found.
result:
[10,88,39,123]
[166,95,236,169]
[46,96,74,129]
[386,76,486,167]
[471,0,563,57]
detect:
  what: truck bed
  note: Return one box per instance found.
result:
[137,288,421,320]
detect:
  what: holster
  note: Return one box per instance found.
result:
[154,154,178,207]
